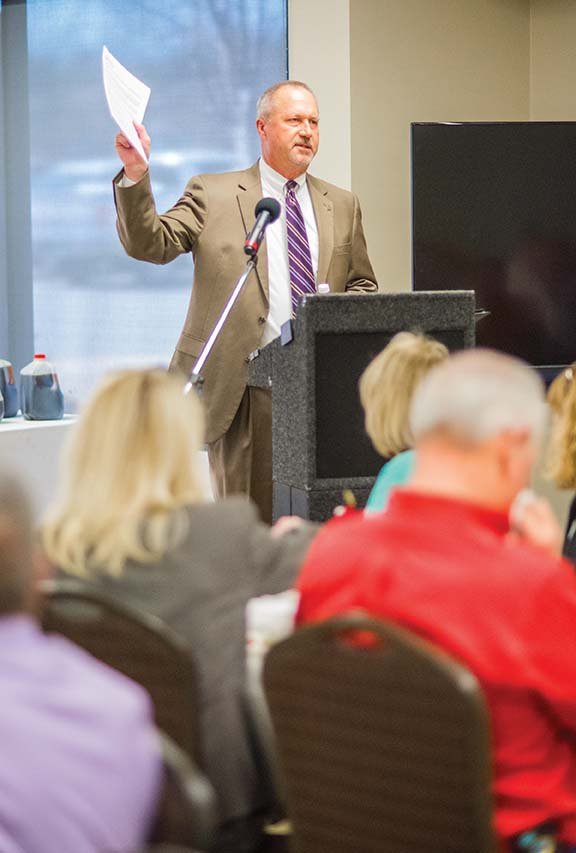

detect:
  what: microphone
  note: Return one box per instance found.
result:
[243,197,281,257]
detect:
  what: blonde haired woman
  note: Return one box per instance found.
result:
[42,369,315,853]
[546,363,576,561]
[359,331,448,512]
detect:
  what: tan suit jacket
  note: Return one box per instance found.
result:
[114,162,377,444]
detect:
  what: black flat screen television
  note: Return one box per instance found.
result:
[412,122,576,373]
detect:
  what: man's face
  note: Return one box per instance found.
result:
[256,86,319,180]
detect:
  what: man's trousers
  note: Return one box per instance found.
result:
[207,386,273,524]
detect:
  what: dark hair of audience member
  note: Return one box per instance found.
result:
[0,473,34,615]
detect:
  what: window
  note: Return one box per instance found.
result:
[1,0,287,409]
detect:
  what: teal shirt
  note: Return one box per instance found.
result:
[365,450,415,513]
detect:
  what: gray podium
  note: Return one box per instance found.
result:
[248,290,475,522]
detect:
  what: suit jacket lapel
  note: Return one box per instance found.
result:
[237,163,269,306]
[307,175,333,285]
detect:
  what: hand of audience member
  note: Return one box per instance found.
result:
[114,122,150,183]
[508,489,564,557]
[271,516,305,538]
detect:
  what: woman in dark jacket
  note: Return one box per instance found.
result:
[42,368,315,853]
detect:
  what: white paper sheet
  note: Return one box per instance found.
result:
[102,46,151,164]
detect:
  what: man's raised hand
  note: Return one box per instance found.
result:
[114,122,150,183]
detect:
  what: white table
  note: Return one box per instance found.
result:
[0,416,77,519]
[0,415,214,520]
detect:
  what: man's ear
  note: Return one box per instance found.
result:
[24,547,53,618]
[32,546,53,585]
[256,118,266,140]
[499,426,531,450]
[496,427,534,479]
[512,425,531,445]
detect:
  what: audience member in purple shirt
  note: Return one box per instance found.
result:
[0,472,161,853]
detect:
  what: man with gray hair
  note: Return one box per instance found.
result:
[113,79,377,523]
[296,349,576,850]
[0,471,161,852]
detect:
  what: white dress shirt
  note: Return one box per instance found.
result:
[258,157,319,345]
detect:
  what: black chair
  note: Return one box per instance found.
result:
[40,578,200,765]
[262,611,497,853]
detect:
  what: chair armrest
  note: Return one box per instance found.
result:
[148,732,218,852]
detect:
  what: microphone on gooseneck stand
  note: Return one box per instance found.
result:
[244,197,281,257]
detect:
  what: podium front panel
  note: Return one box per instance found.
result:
[314,326,473,480]
[249,291,476,521]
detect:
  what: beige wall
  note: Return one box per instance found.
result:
[350,0,530,291]
[289,0,352,189]
[290,0,576,288]
[531,1,576,120]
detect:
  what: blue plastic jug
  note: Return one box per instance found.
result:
[20,354,64,421]
[0,359,19,417]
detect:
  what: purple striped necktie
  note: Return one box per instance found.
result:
[285,179,316,316]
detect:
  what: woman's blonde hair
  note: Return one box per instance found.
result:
[359,331,449,457]
[42,369,205,577]
[546,363,576,488]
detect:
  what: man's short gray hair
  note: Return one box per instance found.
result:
[0,471,34,615]
[410,349,547,445]
[256,80,317,121]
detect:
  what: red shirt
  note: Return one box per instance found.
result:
[296,489,576,843]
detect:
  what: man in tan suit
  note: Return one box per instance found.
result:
[113,80,377,523]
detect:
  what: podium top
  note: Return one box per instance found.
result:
[249,290,475,386]
[266,290,475,345]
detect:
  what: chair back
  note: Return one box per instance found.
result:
[263,611,497,853]
[40,579,200,765]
